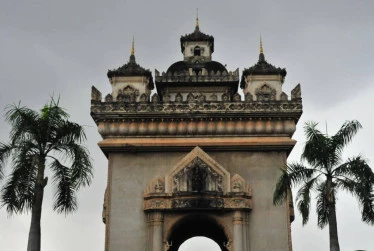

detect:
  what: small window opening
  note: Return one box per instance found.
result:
[194,46,201,56]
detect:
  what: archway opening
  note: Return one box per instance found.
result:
[167,214,228,251]
[178,236,221,251]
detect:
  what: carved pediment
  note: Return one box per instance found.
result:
[172,157,223,194]
[143,147,252,212]
[165,146,230,193]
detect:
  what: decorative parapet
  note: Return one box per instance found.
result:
[91,84,302,138]
[155,68,239,83]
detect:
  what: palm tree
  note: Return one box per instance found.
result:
[273,120,374,251]
[0,99,93,251]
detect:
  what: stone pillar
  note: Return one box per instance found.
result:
[243,213,249,251]
[148,212,164,251]
[233,211,244,251]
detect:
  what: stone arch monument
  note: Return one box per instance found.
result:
[91,19,302,251]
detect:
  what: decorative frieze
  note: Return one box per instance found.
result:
[155,68,239,83]
[144,196,251,211]
[91,100,301,115]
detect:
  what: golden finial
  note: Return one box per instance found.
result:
[131,36,135,55]
[195,8,199,29]
[260,35,263,54]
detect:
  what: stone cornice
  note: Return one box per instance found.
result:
[97,137,297,154]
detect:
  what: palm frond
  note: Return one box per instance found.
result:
[273,169,290,205]
[333,156,372,181]
[273,162,318,205]
[296,175,321,225]
[69,144,93,188]
[5,104,41,145]
[50,158,77,214]
[0,143,14,180]
[302,121,330,170]
[287,162,318,184]
[334,157,374,224]
[0,152,37,214]
[332,120,362,154]
[315,181,330,228]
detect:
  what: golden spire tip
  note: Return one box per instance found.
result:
[195,8,199,29]
[131,35,135,55]
[260,35,263,54]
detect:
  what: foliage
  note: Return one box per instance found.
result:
[273,120,374,250]
[0,99,93,250]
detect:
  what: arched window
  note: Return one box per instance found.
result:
[194,46,201,56]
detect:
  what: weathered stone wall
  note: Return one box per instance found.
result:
[107,150,289,251]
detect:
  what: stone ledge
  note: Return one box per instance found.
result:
[97,137,297,154]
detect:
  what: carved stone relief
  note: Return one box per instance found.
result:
[187,93,195,102]
[144,176,165,195]
[233,93,241,102]
[175,93,183,102]
[210,93,218,101]
[105,94,113,102]
[121,85,139,102]
[231,174,250,193]
[139,93,148,102]
[172,157,223,193]
[152,93,160,103]
[281,92,288,101]
[143,148,252,212]
[166,147,230,193]
[245,92,253,102]
[221,93,230,101]
[255,84,276,101]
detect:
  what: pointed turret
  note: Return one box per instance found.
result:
[240,37,287,101]
[106,38,154,101]
[180,15,214,55]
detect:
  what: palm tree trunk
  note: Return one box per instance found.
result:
[27,159,46,251]
[328,201,340,251]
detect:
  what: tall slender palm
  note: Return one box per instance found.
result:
[273,120,374,251]
[0,100,93,251]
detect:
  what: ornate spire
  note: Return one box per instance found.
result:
[131,35,135,55]
[195,8,199,31]
[259,35,265,62]
[129,36,136,63]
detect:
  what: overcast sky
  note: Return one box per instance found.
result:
[1,1,373,250]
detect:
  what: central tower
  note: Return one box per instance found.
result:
[91,18,302,251]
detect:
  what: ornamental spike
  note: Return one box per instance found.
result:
[131,35,135,55]
[195,8,199,30]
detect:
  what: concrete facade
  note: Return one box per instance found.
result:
[104,150,291,250]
